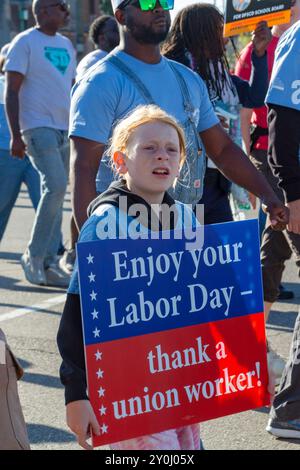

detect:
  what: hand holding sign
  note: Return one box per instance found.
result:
[252,21,273,57]
[66,400,100,450]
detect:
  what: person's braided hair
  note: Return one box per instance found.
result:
[162,3,237,100]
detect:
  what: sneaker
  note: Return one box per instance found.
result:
[277,284,294,301]
[21,250,46,285]
[267,349,286,386]
[45,263,70,288]
[59,249,76,275]
[266,417,300,439]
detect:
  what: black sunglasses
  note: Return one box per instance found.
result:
[118,0,173,11]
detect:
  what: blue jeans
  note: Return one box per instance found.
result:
[22,128,69,261]
[0,149,40,241]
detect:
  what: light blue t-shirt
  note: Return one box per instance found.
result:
[0,76,10,150]
[76,49,107,81]
[266,20,300,111]
[69,49,218,144]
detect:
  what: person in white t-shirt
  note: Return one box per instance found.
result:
[4,0,77,287]
[76,15,120,80]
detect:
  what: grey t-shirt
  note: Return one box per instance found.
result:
[5,28,76,132]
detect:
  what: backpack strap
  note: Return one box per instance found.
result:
[168,61,203,152]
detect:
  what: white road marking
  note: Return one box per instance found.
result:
[0,294,66,322]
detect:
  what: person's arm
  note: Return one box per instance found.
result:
[239,107,257,209]
[240,107,253,156]
[268,104,300,234]
[57,294,88,404]
[232,22,271,108]
[70,137,105,230]
[5,71,26,159]
[201,123,288,228]
[234,32,256,162]
[57,293,100,450]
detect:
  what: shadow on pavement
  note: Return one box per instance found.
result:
[0,303,63,316]
[18,358,33,369]
[0,275,66,295]
[27,423,75,444]
[0,252,22,261]
[254,406,270,415]
[267,310,298,333]
[22,372,62,389]
[276,437,300,445]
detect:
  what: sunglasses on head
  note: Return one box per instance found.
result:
[119,0,174,11]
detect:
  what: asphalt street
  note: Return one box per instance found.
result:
[0,186,299,451]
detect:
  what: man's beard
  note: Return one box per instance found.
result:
[127,16,171,45]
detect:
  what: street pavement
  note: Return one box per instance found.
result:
[0,186,299,451]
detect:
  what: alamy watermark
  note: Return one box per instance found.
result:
[95,197,205,250]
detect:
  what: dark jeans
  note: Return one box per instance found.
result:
[198,168,233,225]
[250,149,300,303]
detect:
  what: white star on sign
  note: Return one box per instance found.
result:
[98,387,105,398]
[101,424,108,434]
[91,309,99,320]
[90,290,97,301]
[93,327,100,338]
[99,405,107,416]
[95,350,103,361]
[96,369,104,379]
[89,272,96,283]
[87,254,94,264]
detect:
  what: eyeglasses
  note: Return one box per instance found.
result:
[46,1,70,12]
[119,0,174,11]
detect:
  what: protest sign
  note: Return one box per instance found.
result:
[77,219,269,448]
[224,0,292,37]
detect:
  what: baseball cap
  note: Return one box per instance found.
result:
[111,0,124,11]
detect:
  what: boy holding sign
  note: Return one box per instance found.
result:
[57,105,202,450]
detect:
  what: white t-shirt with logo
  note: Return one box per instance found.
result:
[5,28,76,132]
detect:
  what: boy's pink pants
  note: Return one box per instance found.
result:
[110,424,200,450]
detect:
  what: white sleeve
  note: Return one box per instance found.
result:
[4,36,30,76]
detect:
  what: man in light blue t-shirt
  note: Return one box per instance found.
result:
[76,15,120,80]
[69,0,287,233]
